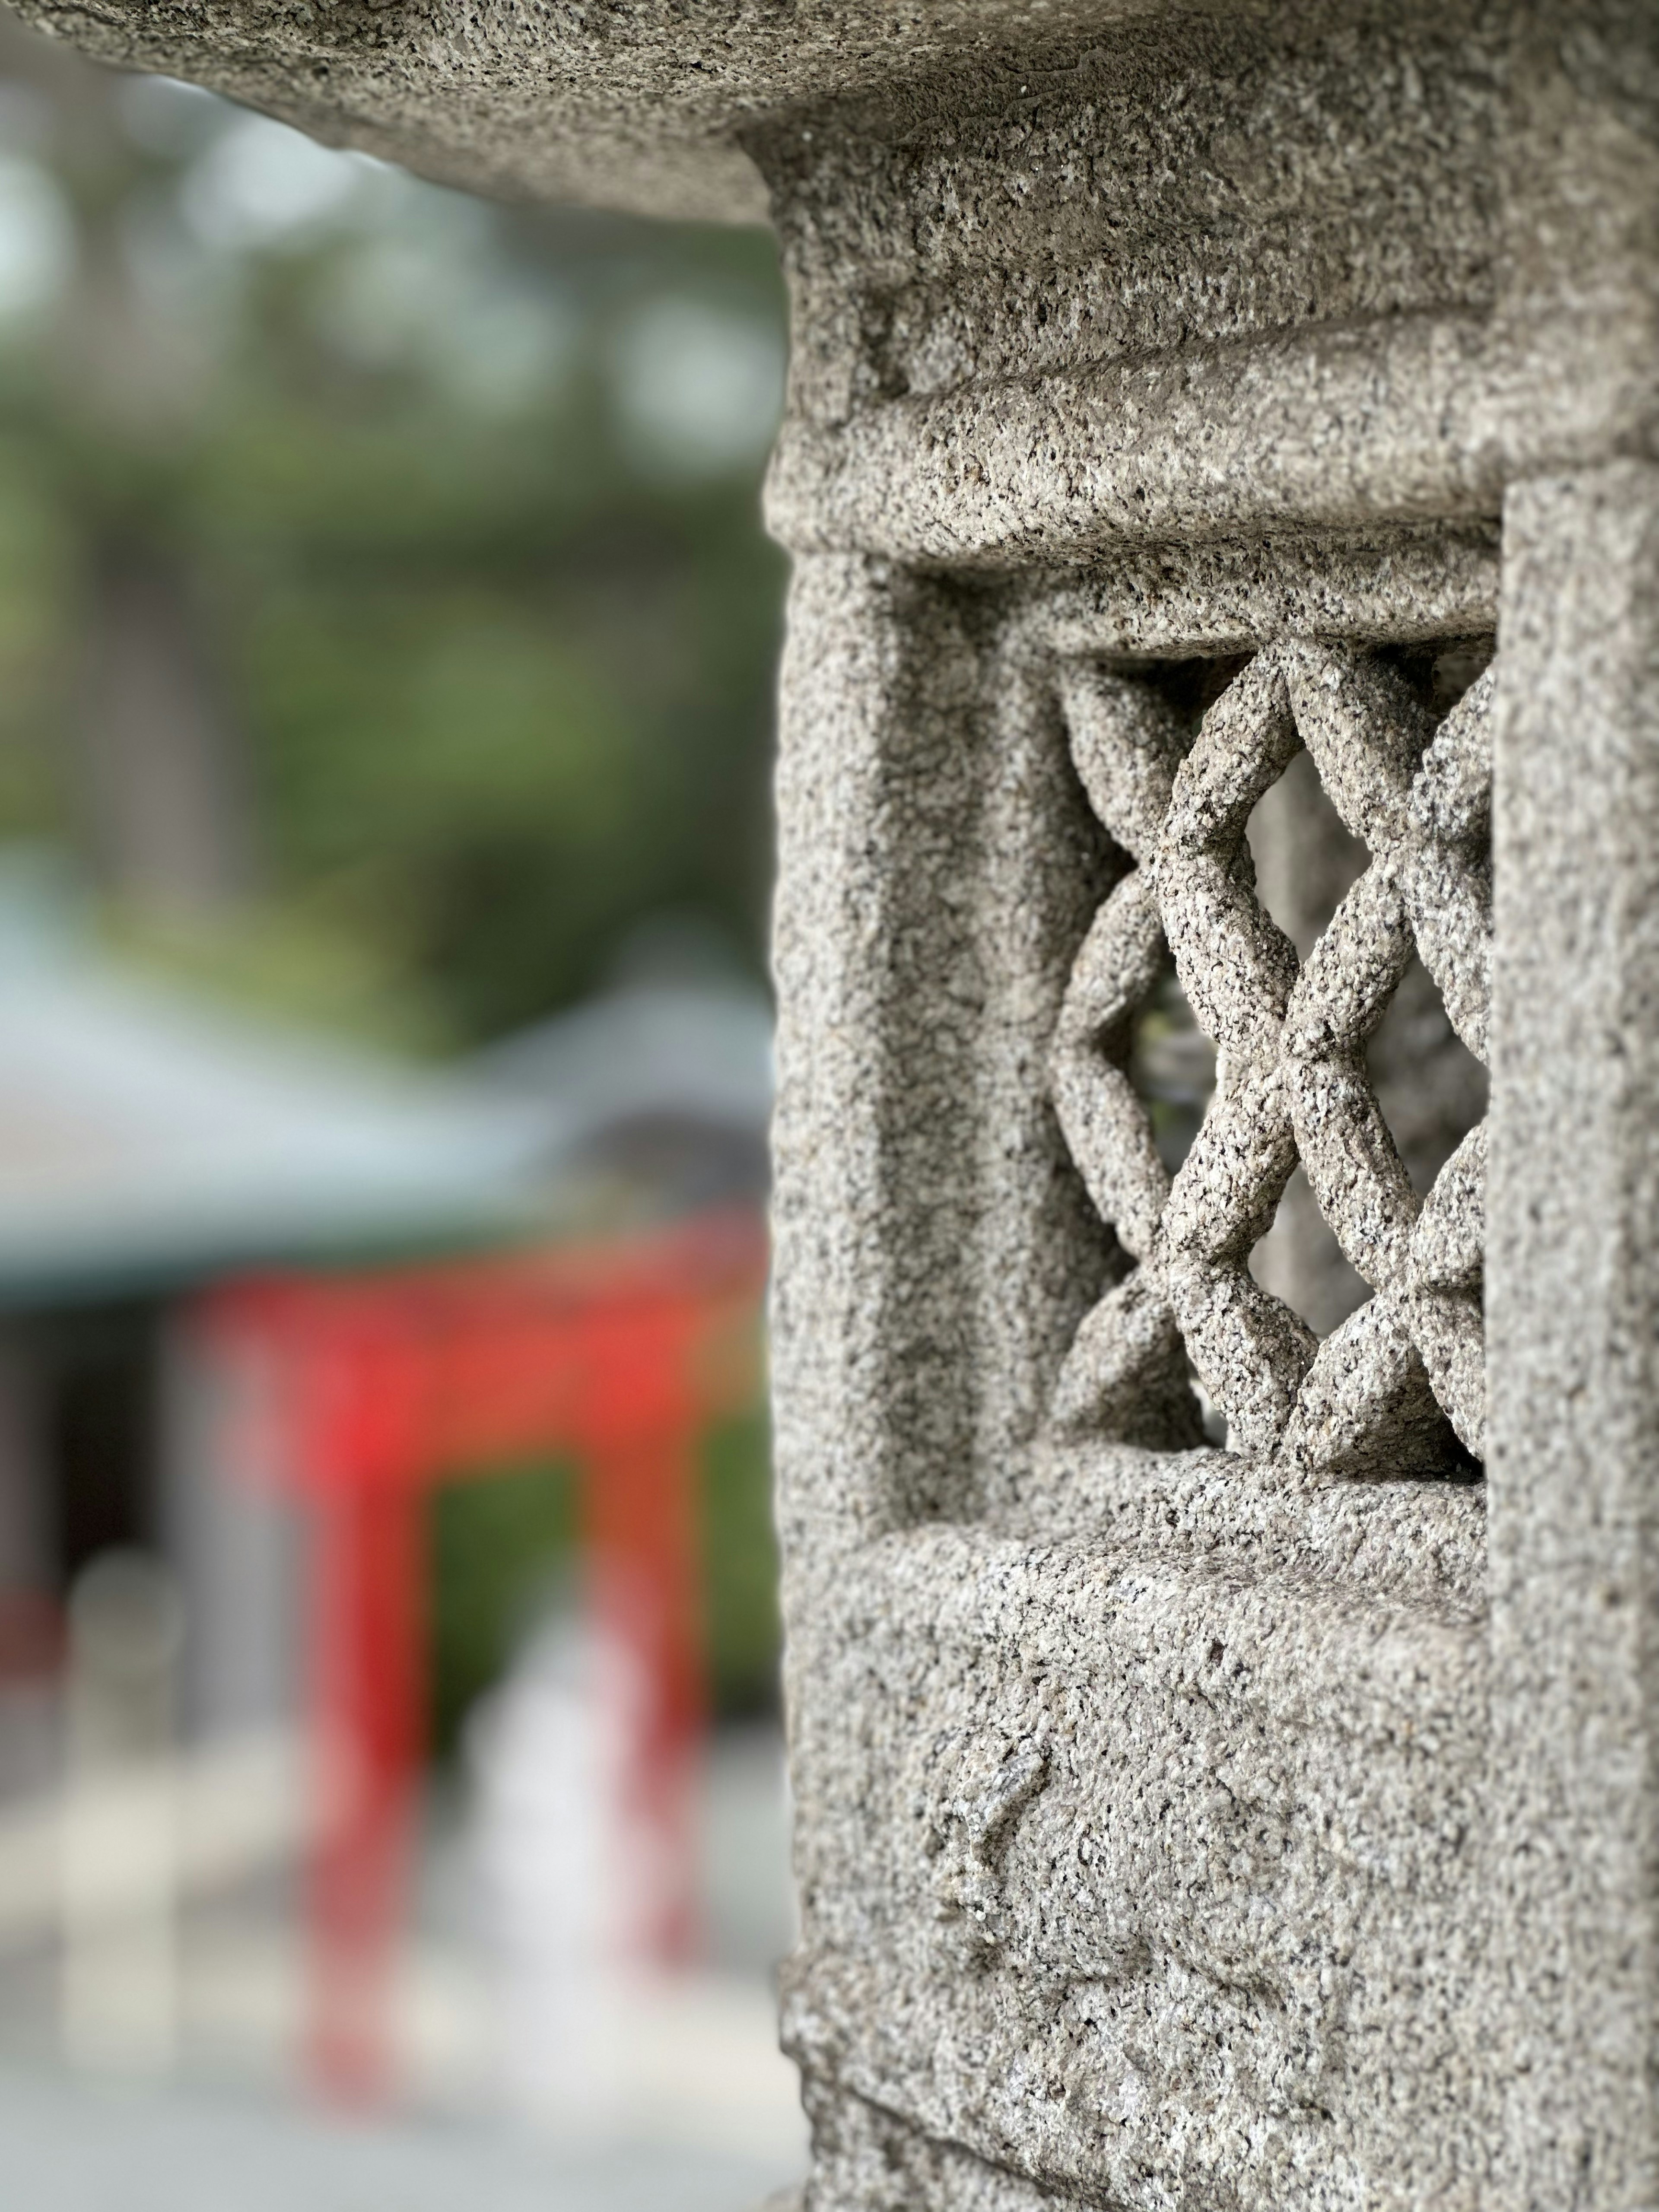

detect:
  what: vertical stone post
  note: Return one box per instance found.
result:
[1490,461,1659,2208]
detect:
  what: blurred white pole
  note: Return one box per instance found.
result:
[468,1605,650,2133]
[60,1548,184,2074]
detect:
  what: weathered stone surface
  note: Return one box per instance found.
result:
[759,20,1658,2204]
[1488,461,1659,2209]
[4,0,1376,224]
[768,540,1510,2206]
[1050,641,1491,1475]
[15,1,1659,2204]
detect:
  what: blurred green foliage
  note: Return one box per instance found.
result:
[700,1405,782,1719]
[0,49,788,1047]
[428,1459,578,1761]
[429,1405,779,1754]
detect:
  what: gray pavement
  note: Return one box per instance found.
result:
[0,2065,801,2212]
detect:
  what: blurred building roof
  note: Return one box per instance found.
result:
[473,975,773,1220]
[478,977,771,1149]
[0,870,544,1303]
[0,868,774,1303]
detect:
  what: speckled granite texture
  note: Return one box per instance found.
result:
[1051,642,1491,1473]
[16,3,1659,2204]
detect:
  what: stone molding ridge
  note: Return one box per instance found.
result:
[767,306,1659,565]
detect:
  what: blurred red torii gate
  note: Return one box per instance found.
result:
[196,1207,767,2103]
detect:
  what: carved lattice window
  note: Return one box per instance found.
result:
[1050,642,1492,1478]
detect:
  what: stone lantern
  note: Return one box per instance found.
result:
[14,4,1659,2205]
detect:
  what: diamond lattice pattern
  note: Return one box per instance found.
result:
[1050,642,1491,1478]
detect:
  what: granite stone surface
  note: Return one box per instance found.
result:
[14,3,1659,2203]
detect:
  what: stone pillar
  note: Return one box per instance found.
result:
[1489,463,1659,2207]
[10,3,1659,2205]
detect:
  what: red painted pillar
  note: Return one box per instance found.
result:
[303,1478,427,2105]
[576,1299,706,1968]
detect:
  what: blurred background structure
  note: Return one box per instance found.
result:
[0,8,800,2203]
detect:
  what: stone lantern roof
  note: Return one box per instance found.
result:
[4,0,1155,220]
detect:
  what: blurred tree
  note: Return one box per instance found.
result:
[0,11,787,1046]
